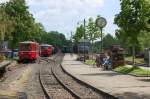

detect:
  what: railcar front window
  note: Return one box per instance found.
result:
[41,46,49,50]
[21,44,31,51]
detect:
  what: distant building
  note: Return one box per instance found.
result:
[1,41,8,50]
[78,39,91,53]
[144,48,150,64]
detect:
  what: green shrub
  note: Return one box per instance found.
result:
[114,65,150,76]
[85,60,96,65]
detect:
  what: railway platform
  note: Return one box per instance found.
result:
[0,61,11,72]
[0,61,11,77]
[62,54,150,99]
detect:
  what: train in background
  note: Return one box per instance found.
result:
[18,41,39,62]
[62,46,73,53]
[61,38,91,54]
[62,39,90,54]
[40,44,53,57]
[78,39,90,54]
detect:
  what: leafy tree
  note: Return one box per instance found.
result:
[0,3,14,49]
[114,0,150,64]
[0,0,70,55]
[0,0,48,58]
[73,24,86,44]
[86,17,101,58]
[93,34,119,53]
[1,0,46,49]
[103,34,119,49]
[115,29,132,55]
[138,31,150,51]
[41,31,68,49]
[4,0,30,48]
[87,17,100,42]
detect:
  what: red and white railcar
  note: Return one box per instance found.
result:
[40,44,53,57]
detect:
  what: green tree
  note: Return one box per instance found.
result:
[4,0,30,49]
[103,34,118,49]
[93,34,119,53]
[0,0,49,59]
[86,17,100,58]
[114,0,150,64]
[2,0,46,49]
[115,29,132,55]
[73,24,85,44]
[41,31,68,49]
[138,31,150,51]
[87,17,99,42]
[0,3,15,50]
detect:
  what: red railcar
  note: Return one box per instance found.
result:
[19,41,39,62]
[40,44,53,57]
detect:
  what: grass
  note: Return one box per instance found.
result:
[13,57,19,61]
[114,65,150,76]
[125,56,144,63]
[85,60,96,65]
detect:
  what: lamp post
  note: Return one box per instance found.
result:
[95,17,107,53]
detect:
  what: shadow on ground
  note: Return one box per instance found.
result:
[0,92,27,99]
[137,78,150,82]
[116,92,150,99]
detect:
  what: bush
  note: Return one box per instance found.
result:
[114,65,150,76]
[85,60,96,65]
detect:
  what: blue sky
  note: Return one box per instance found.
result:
[1,0,121,39]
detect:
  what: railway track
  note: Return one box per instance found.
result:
[39,54,117,99]
[39,55,75,99]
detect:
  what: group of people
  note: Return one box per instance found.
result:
[96,52,112,70]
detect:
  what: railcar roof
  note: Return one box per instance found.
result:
[40,44,52,46]
[20,41,38,44]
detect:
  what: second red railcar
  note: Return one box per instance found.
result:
[40,44,53,57]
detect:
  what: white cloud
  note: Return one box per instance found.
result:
[26,0,104,8]
[26,0,104,37]
[0,0,9,3]
[0,0,119,38]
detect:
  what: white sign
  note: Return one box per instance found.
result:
[1,41,8,50]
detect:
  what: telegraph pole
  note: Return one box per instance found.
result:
[84,19,86,62]
[70,31,73,53]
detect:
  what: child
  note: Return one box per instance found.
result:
[102,53,112,70]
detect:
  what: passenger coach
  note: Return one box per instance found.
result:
[40,44,53,57]
[19,41,39,62]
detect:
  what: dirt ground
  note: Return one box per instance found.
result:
[0,61,46,99]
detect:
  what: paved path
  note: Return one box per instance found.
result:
[62,54,150,99]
